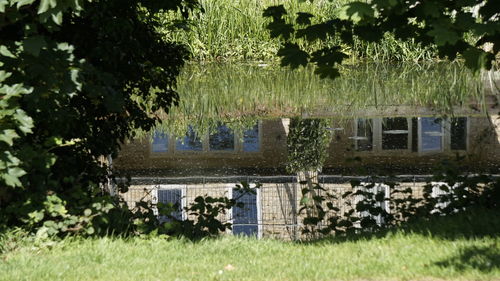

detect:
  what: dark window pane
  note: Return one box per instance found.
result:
[421,117,443,152]
[233,188,258,236]
[157,189,182,222]
[451,117,467,150]
[356,118,373,151]
[176,125,203,151]
[209,124,235,151]
[152,131,168,153]
[382,118,408,150]
[243,124,260,152]
[412,118,418,152]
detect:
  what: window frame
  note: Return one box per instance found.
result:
[152,184,187,221]
[229,183,262,238]
[149,121,262,156]
[353,117,469,154]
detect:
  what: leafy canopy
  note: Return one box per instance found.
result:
[264,0,499,78]
[0,0,199,235]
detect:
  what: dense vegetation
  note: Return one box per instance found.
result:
[264,0,499,78]
[0,0,498,247]
[0,0,197,236]
[162,0,435,62]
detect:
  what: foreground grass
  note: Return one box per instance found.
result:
[1,209,499,281]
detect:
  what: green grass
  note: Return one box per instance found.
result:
[160,0,435,62]
[1,208,499,281]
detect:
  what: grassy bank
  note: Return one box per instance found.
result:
[161,0,435,62]
[1,208,499,281]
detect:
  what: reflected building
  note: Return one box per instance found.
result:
[116,112,500,175]
[115,106,500,239]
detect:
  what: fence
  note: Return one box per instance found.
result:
[120,175,438,240]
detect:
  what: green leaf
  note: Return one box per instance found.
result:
[427,25,460,46]
[419,1,441,18]
[51,10,63,25]
[0,129,19,146]
[296,22,334,42]
[0,71,12,83]
[277,43,309,69]
[23,36,47,57]
[338,2,375,24]
[0,0,8,12]
[354,25,383,42]
[38,0,52,14]
[314,65,340,80]
[0,45,16,58]
[266,21,294,40]
[3,167,26,187]
[16,0,36,9]
[13,109,34,134]
[463,47,494,72]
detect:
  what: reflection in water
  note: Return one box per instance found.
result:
[176,125,203,151]
[209,123,235,151]
[117,62,499,239]
[152,131,169,153]
[243,124,259,152]
[382,117,409,150]
[154,62,484,139]
[420,117,443,152]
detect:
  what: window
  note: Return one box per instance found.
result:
[176,125,203,151]
[353,117,468,153]
[155,186,185,222]
[450,117,467,150]
[209,123,235,151]
[232,187,260,237]
[355,118,373,151]
[151,131,169,153]
[243,124,260,152]
[430,182,460,214]
[353,183,390,226]
[382,117,409,150]
[419,117,444,152]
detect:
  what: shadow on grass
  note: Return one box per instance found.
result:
[303,207,500,245]
[434,244,500,273]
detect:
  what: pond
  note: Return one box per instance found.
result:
[115,62,499,239]
[117,62,498,176]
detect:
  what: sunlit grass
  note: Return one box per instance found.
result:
[159,0,435,62]
[1,208,499,281]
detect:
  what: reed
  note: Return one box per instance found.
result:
[147,62,483,138]
[160,0,435,62]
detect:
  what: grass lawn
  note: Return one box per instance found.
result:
[1,208,499,281]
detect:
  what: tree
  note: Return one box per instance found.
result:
[0,0,199,235]
[264,0,499,79]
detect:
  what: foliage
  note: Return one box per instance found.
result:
[0,0,199,236]
[298,166,500,238]
[286,118,331,173]
[264,0,500,77]
[159,0,434,62]
[154,181,260,240]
